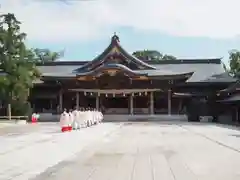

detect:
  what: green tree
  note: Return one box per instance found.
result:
[161,54,177,60]
[0,13,40,117]
[132,50,176,61]
[32,48,64,63]
[228,50,240,77]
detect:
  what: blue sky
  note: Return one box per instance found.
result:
[2,0,240,64]
[27,27,240,63]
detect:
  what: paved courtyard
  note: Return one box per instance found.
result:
[0,121,240,180]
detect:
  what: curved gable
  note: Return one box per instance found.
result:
[74,34,156,73]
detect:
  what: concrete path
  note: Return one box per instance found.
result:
[0,123,121,180]
[1,121,240,180]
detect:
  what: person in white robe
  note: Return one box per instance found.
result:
[72,108,80,130]
[79,108,86,128]
[94,109,99,125]
[97,110,101,124]
[60,109,70,132]
[69,109,74,124]
[80,108,87,128]
[92,109,96,125]
[90,108,94,126]
[99,110,103,123]
[86,108,92,127]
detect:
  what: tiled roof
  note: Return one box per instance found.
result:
[37,58,226,82]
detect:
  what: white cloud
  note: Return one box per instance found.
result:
[1,0,240,42]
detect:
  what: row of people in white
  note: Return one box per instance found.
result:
[59,108,103,132]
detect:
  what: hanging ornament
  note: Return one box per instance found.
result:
[123,93,125,97]
[84,92,86,96]
[113,93,115,97]
[90,92,93,96]
[106,94,108,97]
[139,92,141,96]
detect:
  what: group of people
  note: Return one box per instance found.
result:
[59,108,103,132]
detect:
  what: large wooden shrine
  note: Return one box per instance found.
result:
[31,34,237,119]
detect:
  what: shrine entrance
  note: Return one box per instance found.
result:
[100,95,129,114]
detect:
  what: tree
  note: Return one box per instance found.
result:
[161,54,177,61]
[132,50,176,61]
[228,50,240,77]
[0,13,40,117]
[32,48,64,63]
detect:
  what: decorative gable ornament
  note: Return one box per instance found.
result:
[109,46,120,54]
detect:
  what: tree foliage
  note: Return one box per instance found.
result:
[32,48,64,63]
[0,13,40,115]
[228,50,240,77]
[132,50,177,61]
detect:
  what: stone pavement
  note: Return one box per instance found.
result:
[1,121,240,180]
[0,123,121,180]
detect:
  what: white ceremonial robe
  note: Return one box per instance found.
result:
[97,111,101,123]
[99,111,103,122]
[93,111,97,124]
[86,110,92,126]
[69,112,74,126]
[71,110,79,129]
[81,111,88,127]
[78,111,85,128]
[60,112,69,128]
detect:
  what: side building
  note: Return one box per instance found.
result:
[31,34,234,120]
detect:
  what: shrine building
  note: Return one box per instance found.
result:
[31,34,234,116]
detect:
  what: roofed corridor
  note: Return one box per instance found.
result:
[4,121,236,180]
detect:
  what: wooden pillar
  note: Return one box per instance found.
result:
[235,106,239,124]
[178,99,183,114]
[150,91,154,114]
[96,95,99,110]
[59,90,63,112]
[76,92,79,109]
[50,99,53,110]
[168,89,172,115]
[130,93,133,115]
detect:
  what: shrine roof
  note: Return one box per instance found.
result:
[37,58,225,82]
[199,72,236,83]
[36,34,226,82]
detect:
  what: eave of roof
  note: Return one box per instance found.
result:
[35,58,222,66]
[173,92,207,97]
[218,94,240,102]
